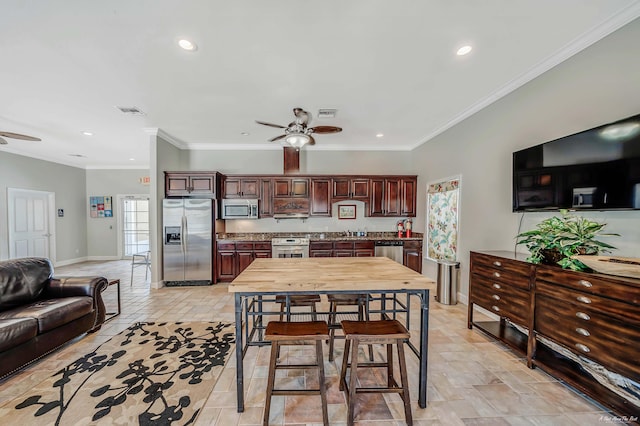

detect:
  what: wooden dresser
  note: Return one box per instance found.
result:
[469,250,640,418]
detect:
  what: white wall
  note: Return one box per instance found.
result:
[410,17,640,296]
[85,169,150,258]
[0,151,87,263]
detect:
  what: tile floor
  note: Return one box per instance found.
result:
[0,260,613,425]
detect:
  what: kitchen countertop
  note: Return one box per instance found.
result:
[216,232,423,242]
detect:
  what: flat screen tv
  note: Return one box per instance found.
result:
[513,113,640,212]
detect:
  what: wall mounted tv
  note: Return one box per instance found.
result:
[513,113,640,212]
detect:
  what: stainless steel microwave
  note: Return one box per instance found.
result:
[221,199,259,219]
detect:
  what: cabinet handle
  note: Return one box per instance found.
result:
[493,261,502,267]
[493,272,501,278]
[491,305,500,312]
[576,312,591,321]
[575,343,590,353]
[578,279,593,288]
[576,296,592,304]
[575,328,590,337]
[492,294,500,300]
[492,283,501,289]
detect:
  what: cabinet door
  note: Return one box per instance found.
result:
[291,178,309,197]
[355,249,374,257]
[310,250,332,257]
[401,178,416,217]
[351,179,370,199]
[384,178,401,216]
[165,173,190,196]
[240,178,260,198]
[273,179,292,197]
[260,179,273,217]
[189,174,216,196]
[237,250,254,274]
[254,250,271,259]
[216,251,236,281]
[334,250,354,257]
[310,178,331,216]
[403,249,422,273]
[369,178,385,216]
[223,178,242,198]
[332,178,351,198]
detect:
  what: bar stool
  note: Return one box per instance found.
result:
[275,294,321,321]
[339,319,412,426]
[327,293,374,362]
[130,251,151,286]
[263,321,330,426]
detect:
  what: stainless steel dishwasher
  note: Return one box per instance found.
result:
[374,240,404,263]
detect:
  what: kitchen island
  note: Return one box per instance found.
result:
[228,256,435,412]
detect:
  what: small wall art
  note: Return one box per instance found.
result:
[90,196,113,218]
[338,204,356,219]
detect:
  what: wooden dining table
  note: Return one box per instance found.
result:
[228,256,436,412]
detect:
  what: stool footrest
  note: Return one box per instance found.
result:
[272,389,322,396]
[275,364,321,370]
[355,387,403,394]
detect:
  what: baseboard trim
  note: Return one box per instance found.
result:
[87,256,121,261]
[457,292,468,305]
[54,257,88,267]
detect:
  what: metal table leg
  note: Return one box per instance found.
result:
[235,293,245,412]
[418,289,430,408]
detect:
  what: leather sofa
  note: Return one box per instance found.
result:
[0,257,108,378]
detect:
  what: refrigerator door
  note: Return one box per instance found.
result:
[163,199,185,282]
[184,199,212,283]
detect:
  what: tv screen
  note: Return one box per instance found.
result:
[513,113,640,211]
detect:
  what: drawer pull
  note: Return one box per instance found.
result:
[492,294,501,301]
[492,283,501,289]
[578,279,593,288]
[575,328,590,337]
[576,296,592,304]
[493,272,501,278]
[493,261,502,267]
[575,343,590,353]
[491,305,500,312]
[576,312,591,321]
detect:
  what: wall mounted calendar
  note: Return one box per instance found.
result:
[90,196,113,218]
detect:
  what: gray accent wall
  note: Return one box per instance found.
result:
[410,17,640,298]
[0,151,87,263]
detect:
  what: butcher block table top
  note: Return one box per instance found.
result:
[228,256,435,293]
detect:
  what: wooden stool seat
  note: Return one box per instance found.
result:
[339,319,412,426]
[327,293,373,362]
[275,294,321,321]
[263,321,330,426]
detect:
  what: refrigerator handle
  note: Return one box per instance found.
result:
[181,215,187,253]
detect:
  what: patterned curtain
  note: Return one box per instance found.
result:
[427,178,460,261]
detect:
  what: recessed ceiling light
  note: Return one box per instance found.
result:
[376,133,384,138]
[129,158,135,161]
[241,132,250,136]
[457,45,472,56]
[178,39,198,51]
[81,131,93,136]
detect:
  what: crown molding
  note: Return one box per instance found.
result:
[143,128,189,149]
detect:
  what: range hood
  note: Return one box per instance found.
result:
[273,212,309,220]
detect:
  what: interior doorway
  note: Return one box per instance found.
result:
[117,195,150,258]
[7,188,56,261]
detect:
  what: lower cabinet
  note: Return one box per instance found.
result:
[402,240,422,273]
[309,240,374,257]
[468,250,640,417]
[216,241,272,282]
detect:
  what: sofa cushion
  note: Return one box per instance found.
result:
[0,318,38,352]
[0,258,53,311]
[0,297,93,333]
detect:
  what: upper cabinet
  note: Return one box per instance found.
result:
[370,176,416,217]
[310,178,331,216]
[273,177,310,198]
[165,172,220,198]
[222,176,260,199]
[332,177,370,200]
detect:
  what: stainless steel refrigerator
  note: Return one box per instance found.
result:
[163,199,213,286]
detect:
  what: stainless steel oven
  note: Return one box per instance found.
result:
[271,237,310,258]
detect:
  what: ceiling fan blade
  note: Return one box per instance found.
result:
[0,137,7,145]
[308,135,316,145]
[255,120,287,129]
[309,126,342,134]
[0,131,41,141]
[269,134,287,142]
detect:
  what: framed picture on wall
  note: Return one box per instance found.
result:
[338,204,356,219]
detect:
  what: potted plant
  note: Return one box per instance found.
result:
[515,210,619,271]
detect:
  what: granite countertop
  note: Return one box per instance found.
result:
[217,232,423,242]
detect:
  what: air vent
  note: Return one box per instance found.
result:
[116,106,146,116]
[317,109,337,119]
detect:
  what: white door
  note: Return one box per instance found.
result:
[8,188,55,260]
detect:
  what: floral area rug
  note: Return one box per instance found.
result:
[0,321,235,425]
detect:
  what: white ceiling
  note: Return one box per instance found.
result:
[1,1,639,169]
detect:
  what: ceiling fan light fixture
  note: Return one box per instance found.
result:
[283,134,310,148]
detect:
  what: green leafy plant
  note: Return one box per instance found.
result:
[515,210,619,271]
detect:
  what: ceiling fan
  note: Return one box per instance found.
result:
[256,108,342,148]
[0,130,41,145]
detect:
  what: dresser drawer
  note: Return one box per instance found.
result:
[536,265,640,305]
[472,264,531,291]
[535,294,640,381]
[536,280,640,323]
[472,252,532,276]
[471,274,530,325]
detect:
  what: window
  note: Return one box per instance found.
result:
[123,198,149,256]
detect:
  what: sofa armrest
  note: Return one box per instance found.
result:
[46,276,109,330]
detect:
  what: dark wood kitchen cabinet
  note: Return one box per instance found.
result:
[216,241,272,282]
[259,178,273,217]
[309,240,374,257]
[165,172,220,198]
[468,250,640,418]
[402,240,422,273]
[371,177,414,217]
[332,177,370,200]
[222,176,260,199]
[310,178,331,216]
[273,177,309,198]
